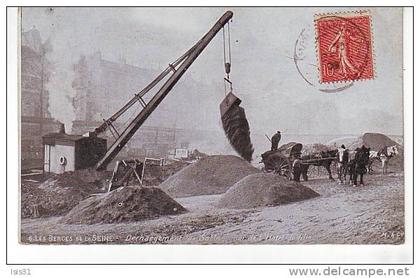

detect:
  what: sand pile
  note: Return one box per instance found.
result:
[362,133,403,170]
[190,149,208,159]
[21,183,93,219]
[61,186,186,224]
[328,133,401,152]
[160,155,260,198]
[389,136,404,146]
[21,182,61,218]
[39,169,110,191]
[142,160,189,187]
[302,143,333,155]
[218,173,319,209]
[361,133,400,151]
[21,170,109,218]
[327,136,361,150]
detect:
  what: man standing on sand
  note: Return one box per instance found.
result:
[337,144,349,184]
[292,154,302,182]
[271,131,281,151]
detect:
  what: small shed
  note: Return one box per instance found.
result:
[174,148,189,159]
[42,125,107,174]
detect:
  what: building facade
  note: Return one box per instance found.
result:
[72,52,190,159]
[21,27,61,170]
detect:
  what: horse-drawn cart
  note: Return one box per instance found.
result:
[261,142,338,181]
[260,142,303,180]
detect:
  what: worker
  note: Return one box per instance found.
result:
[292,154,302,182]
[337,144,349,184]
[271,131,281,151]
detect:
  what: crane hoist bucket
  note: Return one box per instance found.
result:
[219,91,241,117]
[219,19,253,162]
[220,92,254,162]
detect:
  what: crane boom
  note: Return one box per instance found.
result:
[95,11,233,170]
[93,43,198,135]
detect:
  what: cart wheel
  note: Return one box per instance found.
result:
[276,160,292,179]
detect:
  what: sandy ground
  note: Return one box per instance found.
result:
[20,172,404,245]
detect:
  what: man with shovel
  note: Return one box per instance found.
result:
[270,131,282,151]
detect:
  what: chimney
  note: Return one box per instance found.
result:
[58,123,66,134]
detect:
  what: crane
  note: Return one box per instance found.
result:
[93,11,236,171]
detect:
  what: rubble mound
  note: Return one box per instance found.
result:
[160,155,260,198]
[21,170,107,218]
[218,173,320,209]
[61,186,187,225]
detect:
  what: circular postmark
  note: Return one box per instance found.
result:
[294,13,373,93]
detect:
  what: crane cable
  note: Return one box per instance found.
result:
[223,22,232,96]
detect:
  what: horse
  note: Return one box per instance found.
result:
[367,150,380,174]
[347,146,371,186]
[367,145,399,174]
[337,148,350,184]
[299,149,338,181]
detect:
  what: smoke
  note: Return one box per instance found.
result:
[27,9,80,133]
[41,34,77,133]
[45,62,76,132]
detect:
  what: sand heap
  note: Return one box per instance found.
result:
[21,170,108,218]
[142,160,189,187]
[327,133,403,171]
[218,173,319,209]
[328,133,401,151]
[302,143,333,155]
[363,133,404,170]
[361,133,400,150]
[160,155,260,198]
[61,186,186,225]
[327,136,361,150]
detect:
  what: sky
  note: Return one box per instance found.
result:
[22,7,404,139]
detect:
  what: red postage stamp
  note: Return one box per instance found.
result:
[315,11,374,83]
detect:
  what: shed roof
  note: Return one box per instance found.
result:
[42,132,85,146]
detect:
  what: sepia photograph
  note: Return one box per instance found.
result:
[18,7,406,246]
[4,3,415,269]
